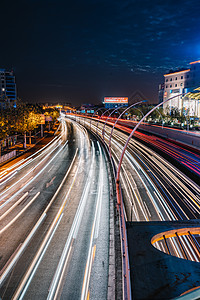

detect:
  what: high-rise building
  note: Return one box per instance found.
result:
[160,60,200,116]
[0,69,17,108]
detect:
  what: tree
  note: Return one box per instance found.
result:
[15,100,42,147]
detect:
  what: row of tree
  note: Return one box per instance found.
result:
[0,99,59,144]
[123,105,199,128]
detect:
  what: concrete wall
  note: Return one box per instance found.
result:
[139,124,200,149]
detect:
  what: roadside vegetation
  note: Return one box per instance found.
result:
[0,99,59,155]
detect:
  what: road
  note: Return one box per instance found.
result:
[0,116,110,299]
[74,115,200,262]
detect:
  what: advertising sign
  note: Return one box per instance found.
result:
[103,97,128,104]
[45,116,53,122]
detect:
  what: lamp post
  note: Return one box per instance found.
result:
[102,105,125,142]
[116,92,188,206]
[108,100,145,159]
[133,107,145,123]
[89,107,105,131]
[95,107,115,135]
[114,94,188,300]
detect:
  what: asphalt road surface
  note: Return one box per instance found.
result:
[75,116,200,262]
[0,116,110,300]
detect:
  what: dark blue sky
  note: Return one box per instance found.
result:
[1,0,200,106]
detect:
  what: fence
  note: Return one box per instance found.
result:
[0,150,16,164]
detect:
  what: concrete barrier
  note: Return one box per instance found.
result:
[118,120,200,149]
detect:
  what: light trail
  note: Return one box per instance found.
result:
[0,137,62,196]
[81,141,104,300]
[0,213,47,287]
[8,146,80,299]
[0,134,61,185]
[0,192,40,235]
[0,143,79,290]
[9,120,93,299]
[0,140,68,210]
[83,117,200,262]
[0,192,28,220]
[47,142,95,300]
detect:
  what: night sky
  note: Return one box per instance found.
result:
[1,0,200,106]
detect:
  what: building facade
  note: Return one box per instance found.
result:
[182,89,200,117]
[161,60,200,116]
[0,69,17,108]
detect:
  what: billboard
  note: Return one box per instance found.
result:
[45,116,53,122]
[103,97,128,104]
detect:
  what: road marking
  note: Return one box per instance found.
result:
[47,142,95,300]
[0,140,68,209]
[0,192,40,235]
[0,192,29,221]
[81,142,104,300]
[0,147,78,289]
[46,176,56,188]
[0,213,47,286]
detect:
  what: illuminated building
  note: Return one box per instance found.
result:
[161,60,200,116]
[0,69,17,108]
[182,88,200,117]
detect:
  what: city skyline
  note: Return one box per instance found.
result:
[1,0,200,106]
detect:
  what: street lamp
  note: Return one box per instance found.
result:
[95,107,115,135]
[89,107,105,131]
[102,105,125,142]
[108,100,145,159]
[116,92,188,206]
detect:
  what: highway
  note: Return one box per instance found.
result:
[110,120,200,180]
[0,116,110,299]
[74,115,200,262]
